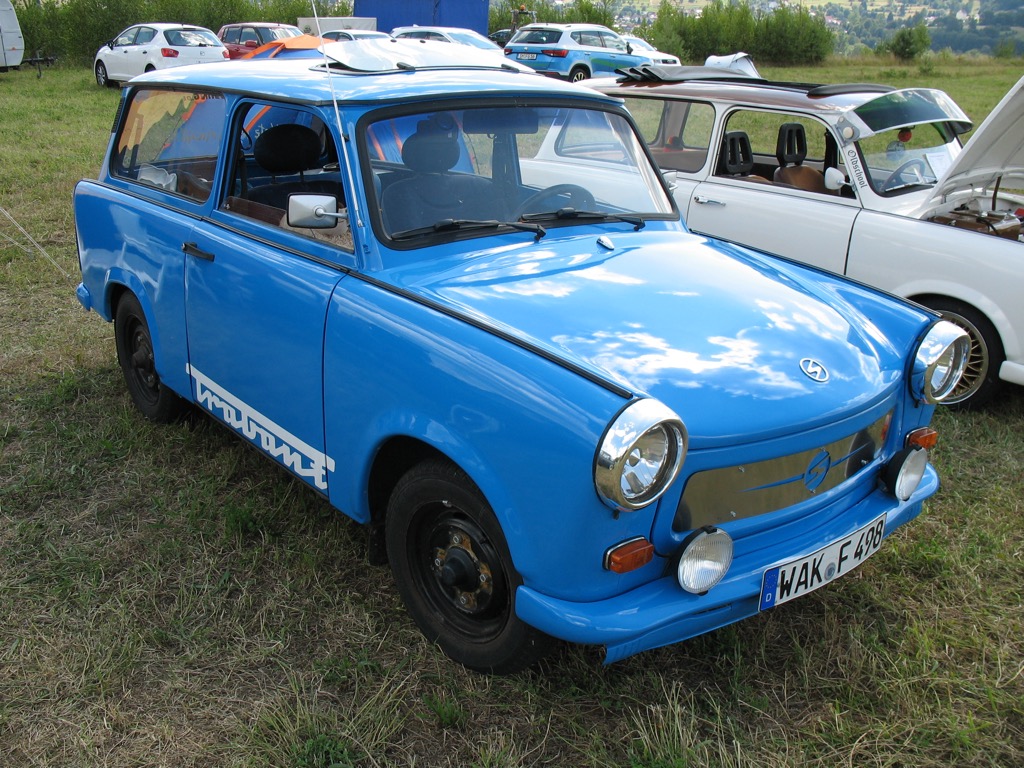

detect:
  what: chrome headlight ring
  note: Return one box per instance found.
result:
[595,399,687,513]
[912,320,970,404]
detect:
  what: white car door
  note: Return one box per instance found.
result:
[103,27,139,82]
[681,178,859,276]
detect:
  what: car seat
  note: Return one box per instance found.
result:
[381,117,500,234]
[718,131,770,183]
[773,123,827,193]
[247,124,340,210]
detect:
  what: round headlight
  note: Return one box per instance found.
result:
[595,399,687,512]
[677,527,733,594]
[912,320,970,404]
[883,445,929,501]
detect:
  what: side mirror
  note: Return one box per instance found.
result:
[824,166,849,191]
[287,194,346,228]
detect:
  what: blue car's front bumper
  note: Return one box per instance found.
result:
[515,465,937,663]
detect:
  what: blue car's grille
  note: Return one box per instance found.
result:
[673,412,891,531]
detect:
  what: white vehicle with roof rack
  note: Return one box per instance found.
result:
[591,63,1024,408]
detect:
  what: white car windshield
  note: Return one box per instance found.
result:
[365,105,674,242]
[855,122,962,195]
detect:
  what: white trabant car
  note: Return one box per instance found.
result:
[592,66,1024,408]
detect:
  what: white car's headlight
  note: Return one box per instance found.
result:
[595,399,687,512]
[912,320,970,404]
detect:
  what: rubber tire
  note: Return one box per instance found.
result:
[385,459,553,673]
[114,293,186,423]
[95,61,112,88]
[922,297,1003,409]
[569,66,589,83]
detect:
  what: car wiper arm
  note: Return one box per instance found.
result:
[391,218,547,241]
[521,208,646,230]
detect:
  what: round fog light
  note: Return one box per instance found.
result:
[883,445,929,501]
[676,527,733,594]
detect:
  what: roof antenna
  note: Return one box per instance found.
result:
[310,1,365,234]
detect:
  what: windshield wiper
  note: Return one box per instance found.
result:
[391,218,546,241]
[521,208,646,230]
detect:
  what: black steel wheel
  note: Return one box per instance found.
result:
[114,293,185,423]
[924,298,1003,409]
[386,459,552,673]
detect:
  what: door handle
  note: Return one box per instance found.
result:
[182,242,215,262]
[693,195,725,206]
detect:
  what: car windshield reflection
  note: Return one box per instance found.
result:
[365,105,674,243]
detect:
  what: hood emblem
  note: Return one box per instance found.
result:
[800,358,829,382]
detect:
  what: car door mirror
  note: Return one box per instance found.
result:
[824,167,849,191]
[288,194,345,228]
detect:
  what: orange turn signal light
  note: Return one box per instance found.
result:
[604,537,655,573]
[907,427,938,450]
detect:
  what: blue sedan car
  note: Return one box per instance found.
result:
[74,39,967,672]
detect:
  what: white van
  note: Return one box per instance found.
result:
[1,0,25,71]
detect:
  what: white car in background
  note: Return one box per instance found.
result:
[622,36,680,65]
[94,23,228,87]
[321,29,392,42]
[592,65,1024,408]
[391,26,504,57]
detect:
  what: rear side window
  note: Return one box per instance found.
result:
[112,89,226,202]
[625,96,715,174]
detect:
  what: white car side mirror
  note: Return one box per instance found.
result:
[824,167,849,191]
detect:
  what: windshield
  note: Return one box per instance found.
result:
[449,30,499,49]
[364,104,674,244]
[266,26,300,41]
[854,122,962,195]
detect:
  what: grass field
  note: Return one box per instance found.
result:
[2,60,1022,767]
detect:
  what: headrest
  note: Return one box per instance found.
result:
[776,123,807,166]
[401,116,461,173]
[722,131,755,175]
[253,124,322,174]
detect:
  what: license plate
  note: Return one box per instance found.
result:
[759,514,886,611]
[517,53,537,60]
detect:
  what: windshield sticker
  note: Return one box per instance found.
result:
[844,145,869,191]
[187,365,335,490]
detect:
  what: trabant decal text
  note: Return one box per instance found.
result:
[187,365,335,490]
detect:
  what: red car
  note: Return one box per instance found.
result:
[217,22,301,59]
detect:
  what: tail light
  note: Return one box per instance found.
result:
[541,49,568,58]
[160,48,179,58]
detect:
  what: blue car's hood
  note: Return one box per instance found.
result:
[382,230,919,442]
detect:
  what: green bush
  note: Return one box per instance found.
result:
[639,0,834,66]
[878,24,931,62]
[13,0,350,65]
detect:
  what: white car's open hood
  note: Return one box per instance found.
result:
[926,73,1024,205]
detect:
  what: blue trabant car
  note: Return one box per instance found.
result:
[74,39,968,672]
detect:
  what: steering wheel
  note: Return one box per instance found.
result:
[881,158,927,192]
[515,184,596,219]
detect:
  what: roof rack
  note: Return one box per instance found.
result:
[615,64,895,97]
